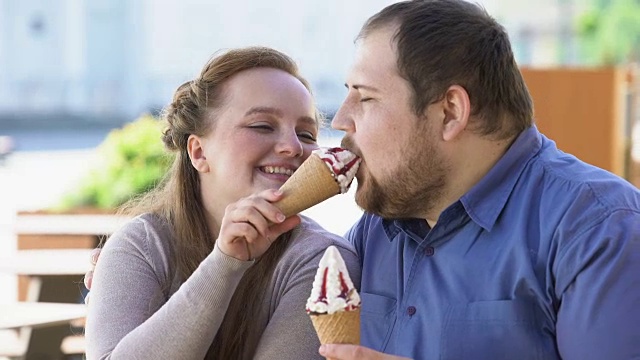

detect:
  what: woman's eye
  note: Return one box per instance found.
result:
[249,124,273,131]
[298,132,317,142]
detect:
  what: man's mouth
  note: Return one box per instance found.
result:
[340,137,362,158]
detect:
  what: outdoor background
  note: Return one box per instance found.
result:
[1,0,639,304]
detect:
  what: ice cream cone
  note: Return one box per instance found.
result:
[275,154,340,217]
[309,308,360,345]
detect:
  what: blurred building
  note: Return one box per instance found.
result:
[0,0,585,128]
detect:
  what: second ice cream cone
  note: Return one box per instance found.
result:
[275,154,340,217]
[310,308,360,345]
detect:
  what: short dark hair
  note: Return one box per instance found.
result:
[360,0,533,139]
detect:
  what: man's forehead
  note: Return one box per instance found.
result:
[347,33,399,88]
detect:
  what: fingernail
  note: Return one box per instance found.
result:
[277,213,286,222]
[274,189,283,196]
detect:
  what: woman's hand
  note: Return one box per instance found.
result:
[217,189,300,261]
[83,247,101,304]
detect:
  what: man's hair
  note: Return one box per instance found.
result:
[360,0,533,139]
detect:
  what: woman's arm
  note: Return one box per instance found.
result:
[85,218,253,360]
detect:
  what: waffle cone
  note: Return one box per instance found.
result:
[309,308,360,345]
[275,155,340,217]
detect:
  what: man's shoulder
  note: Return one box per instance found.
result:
[525,145,640,213]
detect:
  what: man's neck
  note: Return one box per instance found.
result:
[422,134,517,227]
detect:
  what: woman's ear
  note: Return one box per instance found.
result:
[441,85,470,142]
[187,134,210,173]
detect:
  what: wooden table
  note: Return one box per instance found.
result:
[14,213,129,301]
[0,249,92,304]
[0,249,93,359]
[0,249,92,277]
[0,303,87,359]
[0,302,87,330]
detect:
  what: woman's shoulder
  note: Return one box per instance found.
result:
[273,215,361,289]
[107,213,170,245]
[279,216,359,270]
[288,215,355,256]
[103,213,175,270]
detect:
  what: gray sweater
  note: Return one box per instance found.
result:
[85,213,361,360]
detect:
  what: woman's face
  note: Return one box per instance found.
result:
[189,67,319,219]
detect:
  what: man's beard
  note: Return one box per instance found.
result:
[352,130,447,219]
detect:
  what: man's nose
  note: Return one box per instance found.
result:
[331,102,354,132]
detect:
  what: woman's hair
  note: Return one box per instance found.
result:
[360,0,533,139]
[118,46,319,359]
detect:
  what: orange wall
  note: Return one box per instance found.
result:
[520,67,627,176]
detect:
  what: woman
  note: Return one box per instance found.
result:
[85,47,361,360]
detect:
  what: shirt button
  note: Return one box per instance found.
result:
[407,306,417,316]
[424,246,435,256]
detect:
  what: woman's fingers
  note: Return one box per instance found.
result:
[268,215,301,240]
[217,189,290,261]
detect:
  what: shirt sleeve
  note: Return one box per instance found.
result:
[554,209,640,359]
[253,242,362,360]
[85,219,254,360]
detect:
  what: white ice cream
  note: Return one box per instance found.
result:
[312,147,361,194]
[306,245,361,315]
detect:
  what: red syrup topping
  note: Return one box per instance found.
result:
[321,148,360,176]
[316,267,350,304]
[339,272,349,298]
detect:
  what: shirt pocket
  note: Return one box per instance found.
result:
[441,300,553,360]
[360,292,397,352]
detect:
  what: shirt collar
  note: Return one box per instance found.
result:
[460,125,542,231]
[382,218,400,241]
[380,217,431,242]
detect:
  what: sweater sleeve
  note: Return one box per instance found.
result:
[85,217,254,360]
[253,229,362,360]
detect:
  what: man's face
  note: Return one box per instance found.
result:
[332,26,448,219]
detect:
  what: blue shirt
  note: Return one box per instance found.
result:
[348,126,640,360]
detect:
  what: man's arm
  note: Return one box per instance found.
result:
[554,209,640,359]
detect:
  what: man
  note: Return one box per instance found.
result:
[85,1,640,359]
[318,0,640,359]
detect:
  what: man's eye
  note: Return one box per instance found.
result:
[360,97,373,103]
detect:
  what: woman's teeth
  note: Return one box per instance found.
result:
[261,166,294,176]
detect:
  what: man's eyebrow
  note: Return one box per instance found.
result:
[344,83,380,93]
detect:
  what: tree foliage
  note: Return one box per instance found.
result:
[57,114,173,211]
[576,0,640,65]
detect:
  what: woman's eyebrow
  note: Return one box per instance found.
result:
[244,106,282,117]
[245,106,316,127]
[298,116,317,127]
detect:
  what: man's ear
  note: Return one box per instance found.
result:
[187,134,210,173]
[441,85,470,142]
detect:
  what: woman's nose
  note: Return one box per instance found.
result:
[276,131,304,157]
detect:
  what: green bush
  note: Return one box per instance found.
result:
[57,114,173,211]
